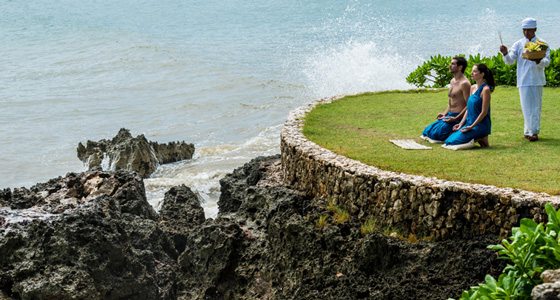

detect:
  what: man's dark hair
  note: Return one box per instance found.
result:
[453,56,468,74]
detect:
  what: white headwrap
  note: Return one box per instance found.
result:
[521,17,537,29]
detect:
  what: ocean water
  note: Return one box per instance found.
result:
[2,0,559,217]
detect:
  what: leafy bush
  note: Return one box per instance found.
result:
[458,203,560,300]
[407,49,560,88]
[406,54,453,88]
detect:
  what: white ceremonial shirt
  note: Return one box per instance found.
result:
[503,36,551,87]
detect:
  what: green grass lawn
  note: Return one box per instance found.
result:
[303,87,560,195]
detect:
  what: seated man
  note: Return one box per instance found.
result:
[421,56,471,143]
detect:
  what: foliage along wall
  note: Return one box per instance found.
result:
[406,49,560,88]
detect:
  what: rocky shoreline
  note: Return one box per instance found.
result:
[77,128,195,178]
[0,155,506,299]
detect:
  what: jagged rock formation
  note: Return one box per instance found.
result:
[0,156,504,299]
[76,128,195,177]
[159,185,206,253]
[0,171,177,299]
[178,155,504,299]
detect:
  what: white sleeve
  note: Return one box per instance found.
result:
[503,41,519,65]
[537,46,551,68]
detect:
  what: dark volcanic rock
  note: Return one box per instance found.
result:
[177,219,244,299]
[77,128,195,177]
[180,155,504,300]
[159,185,205,253]
[0,155,504,300]
[0,171,177,299]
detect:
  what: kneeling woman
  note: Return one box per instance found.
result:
[443,63,494,149]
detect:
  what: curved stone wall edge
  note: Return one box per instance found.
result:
[281,96,560,239]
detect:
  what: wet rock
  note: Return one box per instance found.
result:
[0,171,177,299]
[159,185,205,253]
[77,128,194,177]
[218,154,283,218]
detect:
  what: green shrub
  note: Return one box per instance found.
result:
[406,54,453,88]
[457,203,560,300]
[407,49,560,88]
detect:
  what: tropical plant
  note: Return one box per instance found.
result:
[457,203,560,300]
[407,49,560,88]
[406,54,453,88]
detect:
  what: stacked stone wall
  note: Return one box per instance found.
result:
[281,97,560,239]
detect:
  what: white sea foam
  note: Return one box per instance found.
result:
[0,207,56,226]
[303,41,415,98]
[100,154,111,171]
[145,124,281,218]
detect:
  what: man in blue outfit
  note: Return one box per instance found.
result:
[500,17,551,142]
[421,56,471,143]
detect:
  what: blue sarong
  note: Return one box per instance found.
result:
[422,112,460,142]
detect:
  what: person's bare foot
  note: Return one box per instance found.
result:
[476,136,489,147]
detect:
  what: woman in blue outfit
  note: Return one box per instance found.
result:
[444,63,495,148]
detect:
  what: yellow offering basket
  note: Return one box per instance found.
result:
[522,45,547,60]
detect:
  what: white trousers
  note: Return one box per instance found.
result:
[519,86,543,136]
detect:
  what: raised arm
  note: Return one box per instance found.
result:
[501,41,519,65]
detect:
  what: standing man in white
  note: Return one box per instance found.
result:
[500,17,551,142]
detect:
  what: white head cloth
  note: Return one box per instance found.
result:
[521,17,537,29]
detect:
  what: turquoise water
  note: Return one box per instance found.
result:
[1,0,559,216]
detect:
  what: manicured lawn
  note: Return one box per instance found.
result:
[303,87,560,195]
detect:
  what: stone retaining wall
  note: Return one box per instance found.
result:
[281,97,560,239]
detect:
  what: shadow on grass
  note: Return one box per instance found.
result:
[536,137,560,145]
[483,145,508,150]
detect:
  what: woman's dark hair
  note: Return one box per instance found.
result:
[475,63,495,92]
[453,56,468,74]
